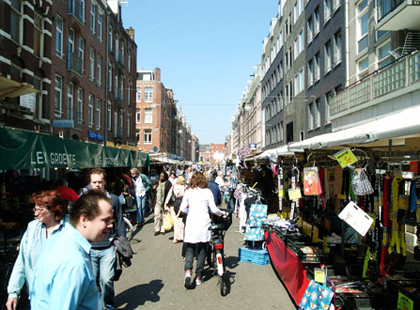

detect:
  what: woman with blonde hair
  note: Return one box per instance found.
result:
[164,175,185,243]
[179,172,223,289]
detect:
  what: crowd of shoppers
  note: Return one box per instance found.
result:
[4,165,230,309]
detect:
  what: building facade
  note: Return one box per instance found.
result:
[0,0,53,133]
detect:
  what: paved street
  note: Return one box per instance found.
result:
[114,214,296,310]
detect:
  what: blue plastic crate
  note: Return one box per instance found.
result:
[238,247,270,266]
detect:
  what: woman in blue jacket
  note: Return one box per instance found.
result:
[6,190,68,310]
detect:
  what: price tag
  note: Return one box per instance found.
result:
[334,148,358,168]
[314,268,326,284]
[288,187,302,200]
[397,292,413,310]
[337,194,347,200]
[312,227,319,243]
[278,187,284,198]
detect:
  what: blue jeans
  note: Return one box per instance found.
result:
[136,195,147,224]
[91,246,116,310]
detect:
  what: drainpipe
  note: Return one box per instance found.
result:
[345,0,350,86]
[104,10,110,147]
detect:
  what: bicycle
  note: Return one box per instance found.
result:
[208,210,232,296]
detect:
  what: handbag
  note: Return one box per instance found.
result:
[163,211,174,231]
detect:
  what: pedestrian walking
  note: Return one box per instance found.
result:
[164,175,185,243]
[151,171,172,236]
[80,168,125,310]
[6,190,68,310]
[180,172,223,289]
[206,170,222,206]
[130,168,152,226]
[30,190,113,309]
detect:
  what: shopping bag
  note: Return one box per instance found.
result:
[163,211,174,231]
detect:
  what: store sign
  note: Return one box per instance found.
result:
[249,143,257,150]
[20,93,36,113]
[88,130,104,141]
[53,120,74,128]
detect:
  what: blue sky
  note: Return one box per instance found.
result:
[122,0,279,144]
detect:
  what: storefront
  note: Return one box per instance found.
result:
[235,109,420,309]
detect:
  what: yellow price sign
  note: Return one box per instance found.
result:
[314,268,326,284]
[312,227,319,243]
[334,148,358,168]
[288,187,302,200]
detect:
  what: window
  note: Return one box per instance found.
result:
[79,0,86,21]
[33,76,42,119]
[294,2,299,24]
[77,88,83,125]
[34,12,43,57]
[280,121,284,141]
[54,75,63,117]
[299,0,304,15]
[308,59,314,87]
[314,53,320,81]
[136,88,142,102]
[307,16,314,44]
[88,95,94,127]
[299,31,304,54]
[294,38,299,60]
[108,65,112,91]
[127,82,131,106]
[324,0,333,23]
[144,129,152,144]
[358,0,369,53]
[314,7,320,36]
[325,40,332,73]
[107,102,111,130]
[67,83,74,120]
[114,74,118,96]
[114,110,118,136]
[294,74,299,96]
[55,15,63,57]
[11,0,22,43]
[115,36,119,61]
[325,91,333,125]
[144,87,153,102]
[98,12,103,41]
[300,69,304,93]
[128,51,131,73]
[358,56,369,78]
[109,26,113,52]
[97,55,102,86]
[334,32,342,65]
[68,28,75,54]
[136,108,141,123]
[78,38,85,73]
[333,0,341,11]
[314,99,321,128]
[127,112,131,137]
[308,103,314,130]
[144,108,152,123]
[136,129,140,144]
[96,99,101,129]
[90,3,95,34]
[378,41,392,68]
[89,49,95,81]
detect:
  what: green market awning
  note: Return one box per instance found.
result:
[0,127,150,170]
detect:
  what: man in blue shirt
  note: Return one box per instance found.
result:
[206,170,222,206]
[30,190,113,309]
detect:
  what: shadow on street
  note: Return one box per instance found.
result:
[115,279,164,310]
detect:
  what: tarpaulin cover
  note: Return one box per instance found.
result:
[0,127,150,170]
[265,231,310,305]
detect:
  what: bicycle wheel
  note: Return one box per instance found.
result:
[218,274,228,297]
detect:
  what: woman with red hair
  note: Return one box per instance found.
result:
[6,190,68,310]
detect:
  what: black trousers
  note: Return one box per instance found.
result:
[184,242,208,278]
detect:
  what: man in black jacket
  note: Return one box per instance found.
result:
[80,168,125,310]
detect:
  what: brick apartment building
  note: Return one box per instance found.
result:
[135,68,177,153]
[1,0,137,147]
[199,143,225,164]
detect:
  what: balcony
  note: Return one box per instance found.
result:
[114,90,124,108]
[330,50,420,118]
[376,0,420,31]
[67,0,85,26]
[67,52,83,76]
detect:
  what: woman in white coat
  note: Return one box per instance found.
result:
[179,172,223,289]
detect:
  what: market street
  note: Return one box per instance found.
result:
[114,214,296,310]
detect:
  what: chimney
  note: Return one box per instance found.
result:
[126,27,135,41]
